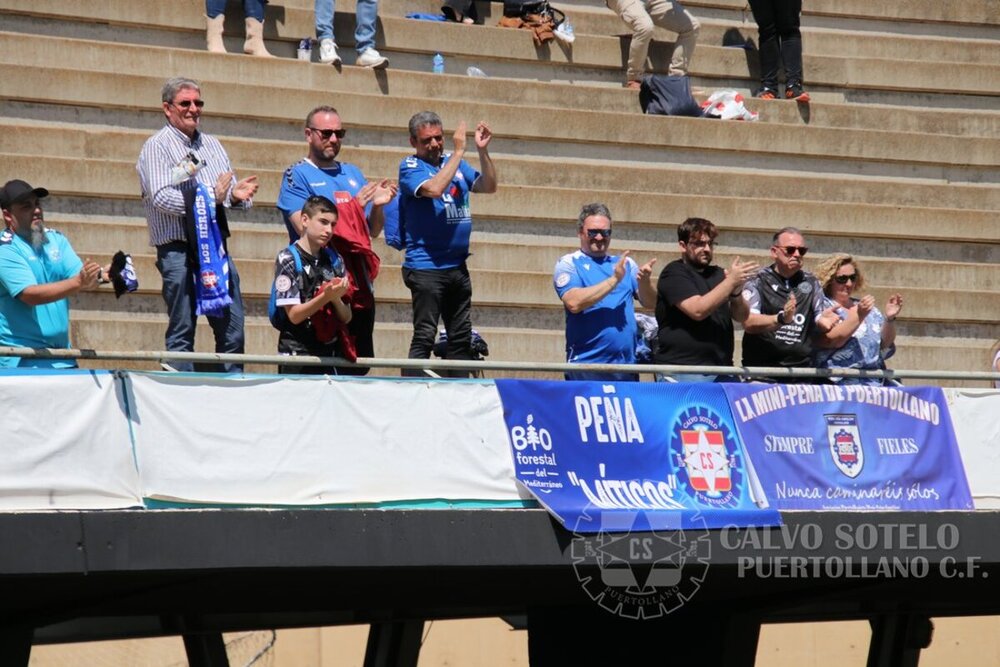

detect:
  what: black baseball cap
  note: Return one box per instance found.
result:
[0,180,49,210]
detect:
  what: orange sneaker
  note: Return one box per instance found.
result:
[785,84,810,102]
[757,88,778,100]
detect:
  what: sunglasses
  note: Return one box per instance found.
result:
[172,99,205,109]
[777,245,809,257]
[834,273,858,284]
[309,127,347,140]
[586,228,612,239]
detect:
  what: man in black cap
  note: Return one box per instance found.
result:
[0,180,104,368]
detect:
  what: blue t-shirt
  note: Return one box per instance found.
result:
[277,159,370,242]
[398,153,480,270]
[553,250,640,365]
[0,228,83,368]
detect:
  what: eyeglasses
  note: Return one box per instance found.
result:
[685,240,715,249]
[777,245,809,257]
[833,273,858,284]
[586,228,612,239]
[171,99,205,109]
[309,127,347,140]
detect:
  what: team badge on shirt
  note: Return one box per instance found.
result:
[555,273,571,288]
[275,275,292,293]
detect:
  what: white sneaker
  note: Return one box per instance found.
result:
[356,47,389,69]
[318,38,341,65]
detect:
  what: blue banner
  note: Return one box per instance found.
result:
[721,383,973,510]
[494,380,781,532]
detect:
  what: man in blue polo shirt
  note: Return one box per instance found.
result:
[554,203,657,381]
[0,180,104,368]
[398,110,498,375]
[277,105,396,373]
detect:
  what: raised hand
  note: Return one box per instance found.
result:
[475,121,493,150]
[856,294,875,320]
[354,181,378,208]
[638,257,657,282]
[214,170,233,202]
[726,256,759,290]
[614,250,630,282]
[885,293,903,320]
[781,293,797,326]
[78,259,102,291]
[371,179,398,206]
[453,121,468,154]
[231,175,259,203]
[323,276,350,301]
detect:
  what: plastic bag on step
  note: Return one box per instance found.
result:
[700,90,759,121]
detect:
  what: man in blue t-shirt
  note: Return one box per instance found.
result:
[277,105,396,373]
[553,203,657,381]
[398,110,498,375]
[0,180,105,368]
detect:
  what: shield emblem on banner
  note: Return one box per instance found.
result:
[680,428,732,494]
[825,413,864,478]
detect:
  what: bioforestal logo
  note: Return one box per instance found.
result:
[570,508,711,620]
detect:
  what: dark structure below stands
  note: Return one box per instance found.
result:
[1,509,998,666]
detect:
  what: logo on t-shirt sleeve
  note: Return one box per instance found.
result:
[556,273,571,288]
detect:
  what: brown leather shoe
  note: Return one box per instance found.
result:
[624,80,642,91]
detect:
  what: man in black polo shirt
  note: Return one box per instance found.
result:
[742,226,837,378]
[654,217,757,382]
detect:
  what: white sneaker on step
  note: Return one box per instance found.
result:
[319,38,341,65]
[356,48,389,69]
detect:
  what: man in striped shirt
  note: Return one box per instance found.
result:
[136,77,258,372]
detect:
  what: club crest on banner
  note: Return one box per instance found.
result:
[826,413,864,478]
[670,407,742,508]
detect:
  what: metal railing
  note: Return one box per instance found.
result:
[3,346,999,383]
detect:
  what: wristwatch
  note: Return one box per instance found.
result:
[776,310,786,325]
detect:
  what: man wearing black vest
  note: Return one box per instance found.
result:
[742,227,837,379]
[654,217,757,382]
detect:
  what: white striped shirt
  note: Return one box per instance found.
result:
[136,124,251,247]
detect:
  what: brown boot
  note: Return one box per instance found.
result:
[206,14,225,53]
[243,17,274,57]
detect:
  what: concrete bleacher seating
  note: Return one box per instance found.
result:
[0,0,997,385]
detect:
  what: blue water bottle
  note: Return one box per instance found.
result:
[432,52,445,74]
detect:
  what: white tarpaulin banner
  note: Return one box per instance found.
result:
[127,373,527,506]
[0,370,142,509]
[945,388,1000,508]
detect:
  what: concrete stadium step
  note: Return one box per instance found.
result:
[19,156,1000,250]
[3,2,998,102]
[555,0,1000,29]
[52,213,1000,294]
[65,312,996,387]
[5,80,998,186]
[545,3,1000,65]
[4,122,999,210]
[5,31,998,139]
[71,245,998,327]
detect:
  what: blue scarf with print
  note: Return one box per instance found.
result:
[186,182,232,317]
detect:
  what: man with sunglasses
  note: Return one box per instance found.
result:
[398,111,497,376]
[741,226,838,378]
[554,203,657,381]
[654,217,757,382]
[277,106,397,374]
[137,77,259,373]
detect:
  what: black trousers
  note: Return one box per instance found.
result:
[402,264,473,377]
[748,0,804,90]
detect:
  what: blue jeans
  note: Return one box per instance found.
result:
[156,242,246,373]
[206,0,267,21]
[315,0,378,52]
